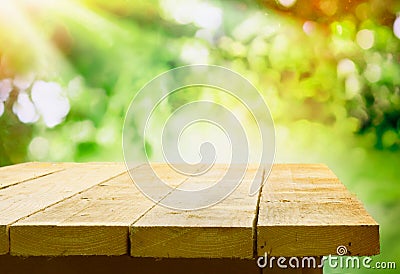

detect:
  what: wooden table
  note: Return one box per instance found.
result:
[0,162,379,273]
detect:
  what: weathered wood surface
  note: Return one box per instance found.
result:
[0,162,379,258]
[130,164,262,258]
[10,164,186,256]
[0,162,126,254]
[257,164,379,257]
[0,162,67,189]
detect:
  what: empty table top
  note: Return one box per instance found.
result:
[0,162,379,258]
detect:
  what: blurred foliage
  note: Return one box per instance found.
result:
[1,0,400,161]
[0,0,399,272]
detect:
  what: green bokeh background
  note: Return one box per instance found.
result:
[0,0,399,272]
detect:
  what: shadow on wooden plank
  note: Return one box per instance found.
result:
[0,255,323,274]
[0,255,261,274]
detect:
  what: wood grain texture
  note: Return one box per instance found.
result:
[0,162,68,189]
[0,162,380,259]
[0,162,126,255]
[130,164,262,259]
[9,164,189,256]
[257,164,379,257]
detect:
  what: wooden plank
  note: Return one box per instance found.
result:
[1,162,380,260]
[0,162,126,255]
[257,164,379,257]
[9,164,189,256]
[130,164,263,259]
[0,255,262,274]
[0,162,68,189]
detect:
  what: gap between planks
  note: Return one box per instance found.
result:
[129,164,209,227]
[0,162,69,190]
[130,164,265,259]
[252,167,266,258]
[2,163,380,259]
[9,164,191,256]
[0,162,128,255]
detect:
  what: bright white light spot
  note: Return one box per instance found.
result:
[356,29,374,50]
[193,3,222,30]
[303,21,316,35]
[160,0,192,24]
[29,136,49,160]
[160,0,222,30]
[195,29,214,44]
[31,81,70,128]
[180,41,209,64]
[337,58,356,77]
[178,121,231,164]
[345,75,361,99]
[13,73,35,90]
[13,91,39,123]
[364,64,381,83]
[232,12,273,42]
[0,78,13,102]
[277,0,297,8]
[394,16,400,39]
[0,101,4,117]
